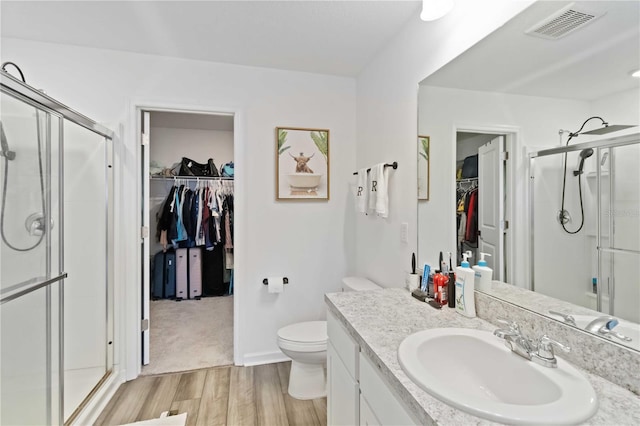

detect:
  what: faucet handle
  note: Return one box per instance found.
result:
[549,310,576,326]
[537,335,571,360]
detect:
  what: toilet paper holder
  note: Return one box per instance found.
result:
[263,277,289,285]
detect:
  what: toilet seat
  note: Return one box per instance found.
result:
[277,321,327,352]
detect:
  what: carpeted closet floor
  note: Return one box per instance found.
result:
[141,296,234,376]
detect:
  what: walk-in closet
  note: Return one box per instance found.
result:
[455,131,506,277]
[141,111,235,375]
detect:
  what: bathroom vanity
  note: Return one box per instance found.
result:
[325,288,640,425]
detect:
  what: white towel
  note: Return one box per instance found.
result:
[356,168,368,214]
[373,163,390,218]
[368,165,378,212]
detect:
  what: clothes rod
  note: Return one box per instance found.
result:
[456,177,478,183]
[150,176,234,181]
[352,161,398,175]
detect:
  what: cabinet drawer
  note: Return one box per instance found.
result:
[327,311,359,380]
[359,353,418,426]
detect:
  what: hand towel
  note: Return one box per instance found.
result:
[373,163,390,218]
[368,165,379,212]
[356,168,369,214]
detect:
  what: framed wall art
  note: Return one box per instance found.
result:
[418,135,430,200]
[276,127,330,200]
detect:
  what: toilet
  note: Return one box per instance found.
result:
[277,277,381,399]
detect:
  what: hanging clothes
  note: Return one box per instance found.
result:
[465,189,478,244]
[154,178,235,294]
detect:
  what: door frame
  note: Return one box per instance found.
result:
[452,123,520,285]
[125,100,244,380]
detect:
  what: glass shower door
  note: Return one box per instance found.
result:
[62,120,113,422]
[597,143,640,323]
[0,90,63,425]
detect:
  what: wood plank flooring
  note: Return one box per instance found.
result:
[94,362,326,426]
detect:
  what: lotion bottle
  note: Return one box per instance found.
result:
[473,252,493,292]
[455,251,476,318]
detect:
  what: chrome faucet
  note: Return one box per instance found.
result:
[549,310,576,326]
[493,320,570,368]
[585,316,632,343]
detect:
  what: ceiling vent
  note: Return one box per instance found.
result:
[525,4,604,40]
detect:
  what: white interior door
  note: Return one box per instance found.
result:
[141,111,151,365]
[478,136,505,280]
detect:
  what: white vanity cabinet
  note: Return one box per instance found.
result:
[327,311,418,426]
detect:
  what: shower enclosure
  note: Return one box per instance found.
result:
[0,71,114,425]
[529,132,640,324]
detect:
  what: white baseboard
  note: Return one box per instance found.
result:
[71,368,125,425]
[242,350,291,366]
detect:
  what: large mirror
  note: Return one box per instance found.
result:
[418,0,640,351]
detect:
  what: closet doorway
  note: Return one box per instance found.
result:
[139,109,236,375]
[455,130,512,281]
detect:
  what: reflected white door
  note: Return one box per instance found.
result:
[141,111,151,365]
[478,136,505,280]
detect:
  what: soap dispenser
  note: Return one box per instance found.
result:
[455,251,476,318]
[473,252,493,292]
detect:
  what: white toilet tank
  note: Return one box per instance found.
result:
[342,277,381,292]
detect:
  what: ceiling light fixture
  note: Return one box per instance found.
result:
[632,69,640,78]
[420,0,454,22]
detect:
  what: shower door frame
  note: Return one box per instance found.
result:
[1,71,116,425]
[528,132,640,314]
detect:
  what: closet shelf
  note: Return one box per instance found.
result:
[457,177,478,183]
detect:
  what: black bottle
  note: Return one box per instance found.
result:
[448,272,456,308]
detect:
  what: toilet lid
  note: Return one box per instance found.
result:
[278,321,327,344]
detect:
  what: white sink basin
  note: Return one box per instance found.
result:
[398,328,598,424]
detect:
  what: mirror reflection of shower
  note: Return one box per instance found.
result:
[558,117,635,234]
[1,62,48,251]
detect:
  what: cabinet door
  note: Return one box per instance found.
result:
[359,353,418,425]
[327,342,359,426]
[359,394,381,426]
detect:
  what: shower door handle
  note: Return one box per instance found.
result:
[0,273,67,305]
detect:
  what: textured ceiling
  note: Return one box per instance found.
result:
[1,0,422,77]
[421,1,640,101]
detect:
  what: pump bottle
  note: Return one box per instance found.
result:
[455,251,476,318]
[473,252,493,292]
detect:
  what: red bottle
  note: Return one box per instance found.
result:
[433,271,441,302]
[434,272,448,306]
[439,274,449,306]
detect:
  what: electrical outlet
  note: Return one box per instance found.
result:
[401,222,409,243]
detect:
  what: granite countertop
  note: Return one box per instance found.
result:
[325,288,640,426]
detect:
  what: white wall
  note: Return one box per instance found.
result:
[1,37,357,377]
[149,126,234,172]
[354,0,534,287]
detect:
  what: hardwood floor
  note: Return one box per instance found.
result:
[94,362,326,426]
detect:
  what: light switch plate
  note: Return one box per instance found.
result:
[401,222,409,243]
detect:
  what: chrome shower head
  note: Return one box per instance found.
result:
[573,148,594,176]
[581,124,636,135]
